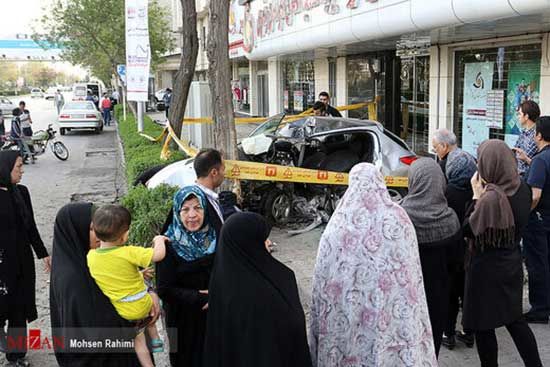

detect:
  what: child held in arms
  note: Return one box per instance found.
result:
[87,204,168,367]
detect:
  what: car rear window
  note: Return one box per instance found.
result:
[74,86,87,96]
[64,102,95,110]
[383,128,412,151]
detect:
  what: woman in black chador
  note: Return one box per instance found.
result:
[0,151,50,366]
[203,212,312,367]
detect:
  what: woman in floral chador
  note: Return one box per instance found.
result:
[309,163,437,367]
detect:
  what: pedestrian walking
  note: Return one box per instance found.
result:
[438,131,477,350]
[54,89,65,115]
[50,202,160,367]
[523,115,550,324]
[463,140,542,367]
[512,100,540,178]
[100,94,112,126]
[157,186,218,367]
[9,109,33,163]
[309,163,438,367]
[400,158,461,357]
[17,101,33,138]
[163,88,172,121]
[0,151,50,367]
[204,212,312,367]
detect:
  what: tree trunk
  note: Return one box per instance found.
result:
[207,0,237,162]
[168,0,199,140]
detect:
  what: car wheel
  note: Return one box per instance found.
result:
[60,128,66,136]
[99,124,104,132]
[263,189,291,226]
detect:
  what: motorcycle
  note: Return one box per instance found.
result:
[1,124,69,162]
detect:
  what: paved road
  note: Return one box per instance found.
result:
[1,95,127,366]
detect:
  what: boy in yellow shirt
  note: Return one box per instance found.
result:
[87,204,168,367]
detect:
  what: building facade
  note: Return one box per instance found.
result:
[230,0,550,156]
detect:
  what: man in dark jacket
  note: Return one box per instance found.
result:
[318,91,342,117]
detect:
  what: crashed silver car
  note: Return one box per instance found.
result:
[147,114,417,228]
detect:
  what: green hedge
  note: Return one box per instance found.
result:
[115,105,185,183]
[115,105,185,246]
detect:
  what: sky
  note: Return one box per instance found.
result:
[0,0,48,37]
[0,0,88,77]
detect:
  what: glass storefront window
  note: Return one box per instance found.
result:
[453,43,542,155]
[282,61,315,114]
[347,56,385,121]
[400,56,430,156]
[233,64,250,113]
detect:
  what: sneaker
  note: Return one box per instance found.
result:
[523,312,549,324]
[456,330,475,348]
[442,334,456,350]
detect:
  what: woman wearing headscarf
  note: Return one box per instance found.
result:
[204,212,311,367]
[463,140,542,367]
[157,185,218,367]
[442,148,477,349]
[50,202,160,366]
[309,163,437,367]
[400,158,461,356]
[0,151,50,366]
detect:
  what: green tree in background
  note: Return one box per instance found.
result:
[34,0,173,85]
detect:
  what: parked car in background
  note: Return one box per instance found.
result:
[0,97,15,117]
[30,88,44,98]
[58,101,103,135]
[154,89,167,110]
[44,88,57,100]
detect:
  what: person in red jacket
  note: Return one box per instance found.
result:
[100,94,112,126]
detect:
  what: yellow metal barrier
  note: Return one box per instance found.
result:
[182,101,376,125]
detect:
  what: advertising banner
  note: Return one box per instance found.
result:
[293,91,304,112]
[461,62,494,157]
[125,0,150,102]
[504,59,540,147]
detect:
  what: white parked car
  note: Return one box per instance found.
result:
[58,101,103,135]
[44,88,57,100]
[30,88,44,98]
[0,97,15,117]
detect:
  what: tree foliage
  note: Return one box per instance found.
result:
[34,0,173,84]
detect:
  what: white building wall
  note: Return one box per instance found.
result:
[336,57,348,117]
[268,58,283,115]
[314,58,329,101]
[540,33,550,116]
[249,61,259,116]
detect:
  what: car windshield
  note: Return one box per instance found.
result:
[249,113,286,137]
[1,98,11,104]
[64,102,96,110]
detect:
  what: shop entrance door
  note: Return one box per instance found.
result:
[399,56,430,155]
[257,73,269,116]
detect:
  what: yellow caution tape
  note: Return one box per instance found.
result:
[139,128,168,142]
[224,160,408,188]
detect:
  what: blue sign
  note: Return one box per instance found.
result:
[117,64,126,83]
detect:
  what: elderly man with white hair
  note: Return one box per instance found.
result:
[431,128,477,351]
[432,129,458,173]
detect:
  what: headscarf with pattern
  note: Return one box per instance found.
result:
[445,148,477,191]
[164,185,217,261]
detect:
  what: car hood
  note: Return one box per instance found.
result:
[147,157,197,189]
